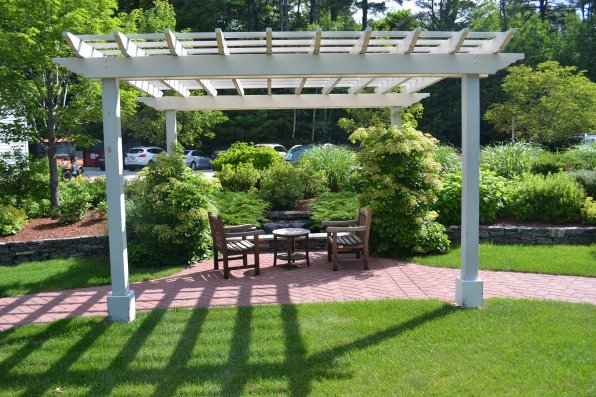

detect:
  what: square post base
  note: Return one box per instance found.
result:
[455,277,483,308]
[107,290,136,323]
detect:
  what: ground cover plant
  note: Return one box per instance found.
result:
[0,299,593,396]
[408,243,596,277]
[211,190,270,227]
[480,141,544,178]
[211,142,282,171]
[297,145,357,192]
[308,191,360,230]
[0,257,183,297]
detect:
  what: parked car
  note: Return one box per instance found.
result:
[210,147,228,160]
[124,146,164,170]
[284,143,334,163]
[254,143,287,157]
[97,143,143,171]
[184,149,212,170]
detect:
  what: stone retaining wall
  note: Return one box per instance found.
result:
[0,236,108,266]
[445,226,596,245]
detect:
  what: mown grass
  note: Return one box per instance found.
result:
[0,299,594,396]
[0,257,184,297]
[408,243,596,277]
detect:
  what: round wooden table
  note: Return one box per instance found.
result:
[273,228,310,269]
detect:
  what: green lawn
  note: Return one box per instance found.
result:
[408,244,596,277]
[0,257,184,297]
[0,299,594,396]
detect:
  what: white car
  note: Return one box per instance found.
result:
[184,149,212,170]
[124,146,164,170]
[254,143,287,157]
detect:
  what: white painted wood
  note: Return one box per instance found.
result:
[312,28,322,54]
[456,73,483,308]
[348,78,375,94]
[375,78,409,94]
[54,53,525,80]
[401,77,445,93]
[232,79,245,96]
[164,29,188,56]
[196,79,217,96]
[101,78,135,322]
[266,28,273,55]
[267,78,272,95]
[215,28,230,55]
[114,31,146,57]
[137,93,428,111]
[350,27,372,54]
[390,28,421,54]
[162,79,191,97]
[63,32,104,58]
[295,78,307,95]
[322,78,341,95]
[166,110,177,154]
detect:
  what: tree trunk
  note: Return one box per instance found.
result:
[311,109,316,141]
[310,0,317,24]
[361,0,369,30]
[46,137,60,216]
[292,109,297,139]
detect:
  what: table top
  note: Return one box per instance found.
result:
[273,228,310,237]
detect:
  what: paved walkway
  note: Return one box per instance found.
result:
[1,252,595,331]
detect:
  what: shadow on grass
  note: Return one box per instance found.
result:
[1,301,456,396]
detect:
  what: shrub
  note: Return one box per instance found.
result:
[260,162,304,209]
[211,190,270,226]
[295,160,330,198]
[480,141,545,178]
[508,172,586,223]
[309,192,360,230]
[530,152,565,175]
[563,142,596,170]
[434,144,461,175]
[581,197,596,224]
[59,180,92,225]
[350,124,450,256]
[571,170,596,198]
[126,151,212,267]
[297,145,357,192]
[0,205,28,236]
[210,142,282,171]
[434,170,511,225]
[216,163,261,192]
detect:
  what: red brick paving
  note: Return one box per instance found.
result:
[1,252,595,331]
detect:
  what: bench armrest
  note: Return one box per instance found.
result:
[224,224,255,232]
[321,220,356,227]
[326,226,367,234]
[225,229,265,238]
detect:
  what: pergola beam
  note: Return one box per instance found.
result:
[350,27,372,54]
[138,93,429,111]
[322,78,341,95]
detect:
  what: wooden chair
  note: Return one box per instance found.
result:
[322,207,372,271]
[208,212,264,279]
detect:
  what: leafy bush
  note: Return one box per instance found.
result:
[297,145,357,192]
[210,142,282,171]
[508,172,586,223]
[350,124,450,256]
[211,190,269,226]
[126,151,213,267]
[59,180,92,225]
[0,205,28,236]
[581,197,596,224]
[434,170,511,225]
[295,161,330,198]
[571,170,596,198]
[216,163,261,192]
[434,144,461,175]
[309,192,360,231]
[563,142,596,170]
[260,162,304,209]
[530,152,565,175]
[480,141,545,178]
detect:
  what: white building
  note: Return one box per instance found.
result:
[0,116,28,160]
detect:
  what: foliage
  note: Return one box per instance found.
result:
[434,170,511,225]
[126,151,213,267]
[297,145,357,192]
[338,104,424,133]
[259,162,305,209]
[571,170,596,198]
[563,142,596,170]
[210,142,283,171]
[434,144,461,175]
[309,192,360,230]
[216,163,261,192]
[294,161,329,199]
[58,179,92,225]
[530,151,565,175]
[0,204,28,236]
[480,141,545,178]
[211,190,269,227]
[484,61,596,144]
[508,173,586,223]
[581,197,596,224]
[350,124,450,256]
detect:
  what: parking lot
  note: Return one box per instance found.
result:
[84,167,215,180]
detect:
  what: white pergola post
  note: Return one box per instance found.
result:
[456,74,483,308]
[165,110,177,154]
[391,106,403,129]
[102,78,136,322]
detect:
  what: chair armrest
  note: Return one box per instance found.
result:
[225,229,265,238]
[321,220,356,227]
[326,226,367,234]
[224,224,255,232]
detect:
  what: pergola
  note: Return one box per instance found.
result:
[54,28,523,322]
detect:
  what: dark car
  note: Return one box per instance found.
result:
[97,143,143,170]
[210,147,229,160]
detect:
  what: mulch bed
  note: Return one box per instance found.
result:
[0,214,107,243]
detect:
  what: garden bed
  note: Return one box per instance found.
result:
[0,214,106,243]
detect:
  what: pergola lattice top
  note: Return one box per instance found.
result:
[62,28,517,106]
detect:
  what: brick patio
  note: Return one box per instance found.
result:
[1,252,595,331]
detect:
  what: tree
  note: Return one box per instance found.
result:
[484,61,596,144]
[0,0,121,213]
